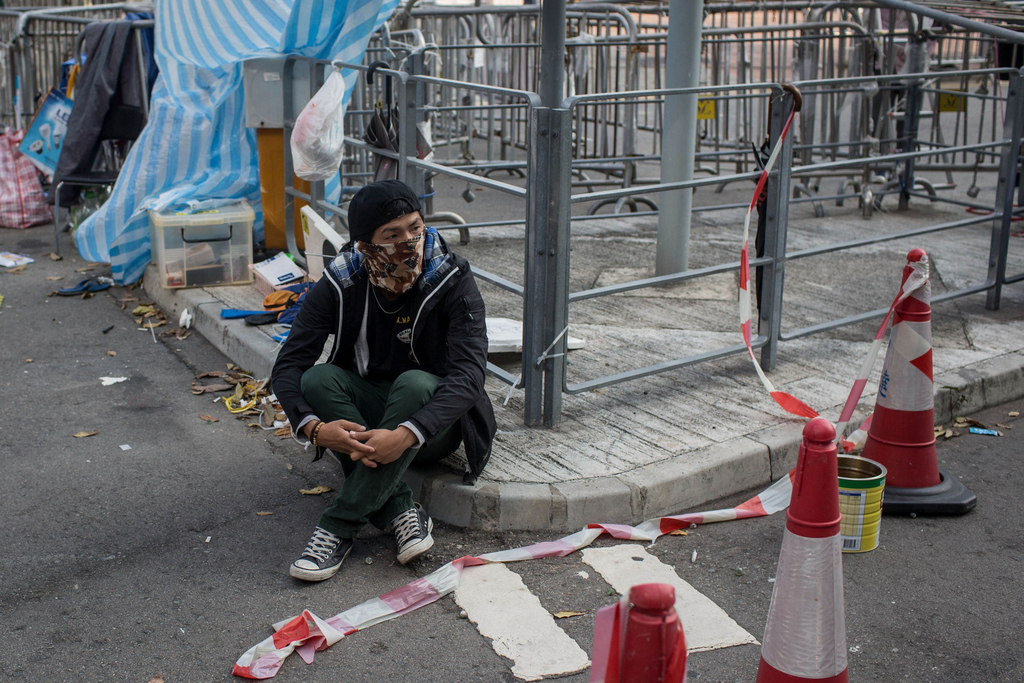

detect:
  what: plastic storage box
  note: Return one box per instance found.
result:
[149,202,255,289]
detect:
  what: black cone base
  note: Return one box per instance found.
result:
[882,468,977,516]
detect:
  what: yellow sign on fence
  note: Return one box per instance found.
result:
[697,98,716,120]
[938,90,966,113]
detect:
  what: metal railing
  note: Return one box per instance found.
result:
[0,3,136,128]
[271,1,1024,428]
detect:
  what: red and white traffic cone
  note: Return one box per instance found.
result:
[861,248,976,514]
[756,417,848,683]
[590,583,687,683]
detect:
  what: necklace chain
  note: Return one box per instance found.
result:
[371,286,403,315]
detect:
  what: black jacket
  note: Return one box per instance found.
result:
[271,229,496,479]
[52,21,149,206]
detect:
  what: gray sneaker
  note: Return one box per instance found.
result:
[290,526,353,581]
[392,503,434,565]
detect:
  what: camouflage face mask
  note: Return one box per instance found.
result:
[357,234,424,295]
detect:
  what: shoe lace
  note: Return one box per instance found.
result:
[393,508,422,546]
[303,527,340,562]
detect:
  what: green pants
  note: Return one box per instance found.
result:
[300,365,461,538]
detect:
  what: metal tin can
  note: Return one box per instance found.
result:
[837,455,887,553]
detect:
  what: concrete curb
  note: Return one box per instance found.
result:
[144,268,277,378]
[142,267,1024,531]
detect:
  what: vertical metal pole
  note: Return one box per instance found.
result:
[759,89,796,371]
[307,62,325,232]
[796,30,819,169]
[397,68,411,188]
[283,58,315,266]
[986,69,1024,311]
[656,0,704,275]
[401,53,427,199]
[899,35,926,211]
[522,0,570,426]
[522,107,551,426]
[543,108,573,426]
[539,0,566,108]
[283,56,297,256]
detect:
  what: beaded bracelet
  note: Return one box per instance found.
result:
[310,420,325,447]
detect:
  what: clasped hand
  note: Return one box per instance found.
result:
[305,419,417,468]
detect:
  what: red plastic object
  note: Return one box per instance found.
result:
[862,248,941,488]
[756,418,848,683]
[591,584,687,683]
[786,417,842,539]
[621,584,687,683]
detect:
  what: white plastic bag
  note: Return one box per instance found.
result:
[291,68,347,181]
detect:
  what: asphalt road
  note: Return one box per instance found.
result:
[2,225,1022,682]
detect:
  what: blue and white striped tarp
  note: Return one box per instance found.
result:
[75,0,398,284]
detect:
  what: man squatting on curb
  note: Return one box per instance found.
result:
[271,179,497,582]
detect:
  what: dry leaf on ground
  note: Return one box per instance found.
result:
[192,383,233,395]
[73,430,98,438]
[132,304,156,316]
[299,486,333,495]
[148,676,164,683]
[45,275,63,281]
[106,350,117,357]
[74,266,95,273]
[199,414,219,423]
[195,370,226,379]
[553,611,587,619]
[25,358,32,363]
[954,417,988,429]
[274,427,291,438]
[141,320,166,329]
[48,252,63,261]
[669,529,688,536]
[7,265,25,274]
[996,423,1012,430]
[1010,411,1020,418]
[256,511,275,516]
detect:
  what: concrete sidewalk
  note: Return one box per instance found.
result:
[143,186,1024,531]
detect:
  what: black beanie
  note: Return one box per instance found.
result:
[347,179,422,243]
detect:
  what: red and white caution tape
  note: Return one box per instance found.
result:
[833,256,928,450]
[232,473,795,679]
[838,412,873,454]
[739,110,819,420]
[738,109,930,446]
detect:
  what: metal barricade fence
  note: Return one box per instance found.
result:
[611,2,1016,213]
[0,3,137,129]
[277,0,1024,423]
[324,3,1021,222]
[278,54,537,389]
[396,3,644,195]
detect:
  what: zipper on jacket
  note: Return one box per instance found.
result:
[324,271,345,364]
[409,266,459,365]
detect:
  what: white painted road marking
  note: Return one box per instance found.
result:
[582,544,758,652]
[454,563,591,681]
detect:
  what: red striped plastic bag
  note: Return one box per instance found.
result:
[0,128,52,229]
